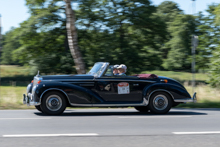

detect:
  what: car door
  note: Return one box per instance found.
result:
[93,76,149,102]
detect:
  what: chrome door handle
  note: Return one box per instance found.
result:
[133,84,139,86]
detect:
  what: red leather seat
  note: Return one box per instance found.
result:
[133,74,158,79]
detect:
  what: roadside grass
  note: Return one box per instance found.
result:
[0,84,220,109]
[0,65,32,77]
[0,86,34,109]
[177,84,220,108]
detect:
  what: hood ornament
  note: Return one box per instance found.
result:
[36,70,40,77]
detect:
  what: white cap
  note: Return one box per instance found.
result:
[117,64,127,72]
[113,64,119,69]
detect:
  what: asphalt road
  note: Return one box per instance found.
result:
[0,108,220,147]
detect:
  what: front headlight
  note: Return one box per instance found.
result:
[26,84,32,93]
[31,85,38,101]
[32,85,37,94]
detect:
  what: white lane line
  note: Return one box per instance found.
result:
[173,131,220,135]
[0,118,51,120]
[3,133,99,138]
[119,116,192,119]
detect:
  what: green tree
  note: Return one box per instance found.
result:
[214,4,220,24]
[10,0,76,74]
[162,14,196,70]
[7,0,206,75]
[79,0,166,73]
[156,1,183,60]
[208,4,220,88]
[1,28,21,65]
[155,1,196,71]
[196,7,219,71]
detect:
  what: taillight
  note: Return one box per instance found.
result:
[161,79,168,83]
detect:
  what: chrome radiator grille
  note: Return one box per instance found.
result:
[32,76,41,93]
[33,79,38,87]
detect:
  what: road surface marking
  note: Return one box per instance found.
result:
[173,131,220,135]
[119,116,192,119]
[3,133,99,138]
[0,118,51,120]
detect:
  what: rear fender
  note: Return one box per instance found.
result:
[143,83,191,102]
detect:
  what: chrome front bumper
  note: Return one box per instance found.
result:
[192,92,197,103]
[174,92,197,103]
[23,93,41,106]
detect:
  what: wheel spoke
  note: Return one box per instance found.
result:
[153,94,168,111]
[46,95,62,111]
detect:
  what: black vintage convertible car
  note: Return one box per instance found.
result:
[23,62,196,115]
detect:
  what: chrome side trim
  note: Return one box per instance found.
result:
[69,97,148,107]
[174,99,194,102]
[42,78,156,83]
[39,88,72,105]
[92,103,145,107]
[70,103,93,107]
[147,89,175,101]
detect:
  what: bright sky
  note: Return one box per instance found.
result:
[0,0,220,34]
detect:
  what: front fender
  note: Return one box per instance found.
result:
[143,83,191,101]
[34,82,103,105]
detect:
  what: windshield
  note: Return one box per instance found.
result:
[87,62,109,77]
[104,66,113,76]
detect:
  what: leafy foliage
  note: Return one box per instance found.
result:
[1,28,21,65]
[1,0,220,87]
[208,4,220,88]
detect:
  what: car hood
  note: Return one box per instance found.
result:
[41,74,94,80]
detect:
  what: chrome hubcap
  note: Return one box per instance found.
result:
[46,95,62,111]
[153,95,168,110]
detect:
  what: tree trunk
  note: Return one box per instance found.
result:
[64,0,86,74]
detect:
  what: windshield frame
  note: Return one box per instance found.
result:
[87,62,109,77]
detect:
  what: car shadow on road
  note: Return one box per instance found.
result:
[173,108,220,112]
[33,109,207,117]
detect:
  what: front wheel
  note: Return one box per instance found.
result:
[148,92,173,114]
[35,105,42,112]
[40,91,67,115]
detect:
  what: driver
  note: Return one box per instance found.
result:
[113,65,119,75]
[117,64,127,76]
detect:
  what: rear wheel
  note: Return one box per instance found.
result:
[134,106,149,113]
[40,91,67,115]
[148,92,173,114]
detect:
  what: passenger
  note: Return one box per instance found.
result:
[113,65,119,75]
[117,64,127,76]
